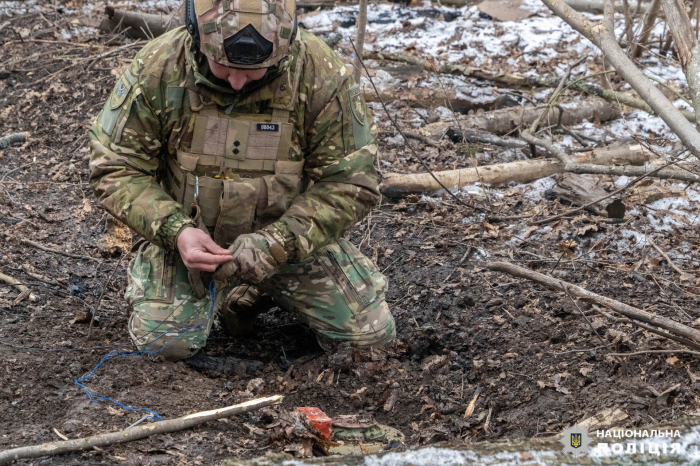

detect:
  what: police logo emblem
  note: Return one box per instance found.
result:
[559,423,592,457]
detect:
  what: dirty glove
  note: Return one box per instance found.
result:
[213,231,288,284]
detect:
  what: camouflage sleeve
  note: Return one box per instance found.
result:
[88,56,193,250]
[263,43,380,263]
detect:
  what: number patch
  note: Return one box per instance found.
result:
[256,123,280,132]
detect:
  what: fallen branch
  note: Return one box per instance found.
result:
[0,132,29,150]
[643,233,694,282]
[380,143,649,195]
[381,159,563,196]
[522,130,699,182]
[0,395,283,464]
[420,99,620,139]
[21,239,99,262]
[99,6,181,40]
[485,262,700,349]
[0,271,37,303]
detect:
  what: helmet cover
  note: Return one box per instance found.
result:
[191,0,297,69]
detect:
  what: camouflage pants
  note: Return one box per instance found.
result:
[126,238,395,360]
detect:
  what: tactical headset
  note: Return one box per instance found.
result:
[185,0,297,67]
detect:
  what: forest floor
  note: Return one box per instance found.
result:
[3,0,700,465]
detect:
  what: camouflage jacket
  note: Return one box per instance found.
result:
[88,27,379,262]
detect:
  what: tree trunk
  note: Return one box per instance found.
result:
[420,99,620,139]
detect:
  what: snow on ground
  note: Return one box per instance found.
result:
[0,0,182,17]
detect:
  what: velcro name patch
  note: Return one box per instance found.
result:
[256,123,280,132]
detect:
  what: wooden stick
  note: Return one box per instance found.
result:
[610,349,700,356]
[21,239,99,262]
[485,262,700,348]
[0,395,283,464]
[643,233,694,281]
[0,271,37,302]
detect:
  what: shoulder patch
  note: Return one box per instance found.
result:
[110,74,132,110]
[348,84,366,126]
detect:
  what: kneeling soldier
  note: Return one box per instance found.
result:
[88,0,395,360]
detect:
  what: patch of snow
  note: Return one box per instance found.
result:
[511,176,556,203]
[385,134,405,145]
[0,0,39,16]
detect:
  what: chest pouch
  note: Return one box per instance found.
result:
[170,106,304,248]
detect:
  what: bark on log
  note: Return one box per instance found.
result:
[99,7,182,40]
[0,396,283,464]
[540,0,700,160]
[564,0,651,13]
[485,262,700,348]
[381,159,564,196]
[380,144,649,195]
[420,98,620,139]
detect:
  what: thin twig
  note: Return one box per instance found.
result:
[87,253,125,339]
[639,230,694,281]
[21,239,99,262]
[609,349,700,357]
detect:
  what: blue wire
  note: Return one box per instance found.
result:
[73,281,217,422]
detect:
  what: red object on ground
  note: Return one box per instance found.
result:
[297,407,332,439]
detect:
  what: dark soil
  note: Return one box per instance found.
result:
[2,3,700,465]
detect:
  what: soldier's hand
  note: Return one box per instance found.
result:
[213,232,284,284]
[177,227,232,272]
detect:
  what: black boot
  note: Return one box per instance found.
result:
[221,285,274,337]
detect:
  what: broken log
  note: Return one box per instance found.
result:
[381,159,563,196]
[0,395,283,464]
[380,143,649,195]
[485,262,700,348]
[99,6,182,40]
[420,98,619,139]
[551,173,612,216]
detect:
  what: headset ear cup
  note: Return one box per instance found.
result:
[185,0,200,46]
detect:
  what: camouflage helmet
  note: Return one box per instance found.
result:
[185,0,297,69]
